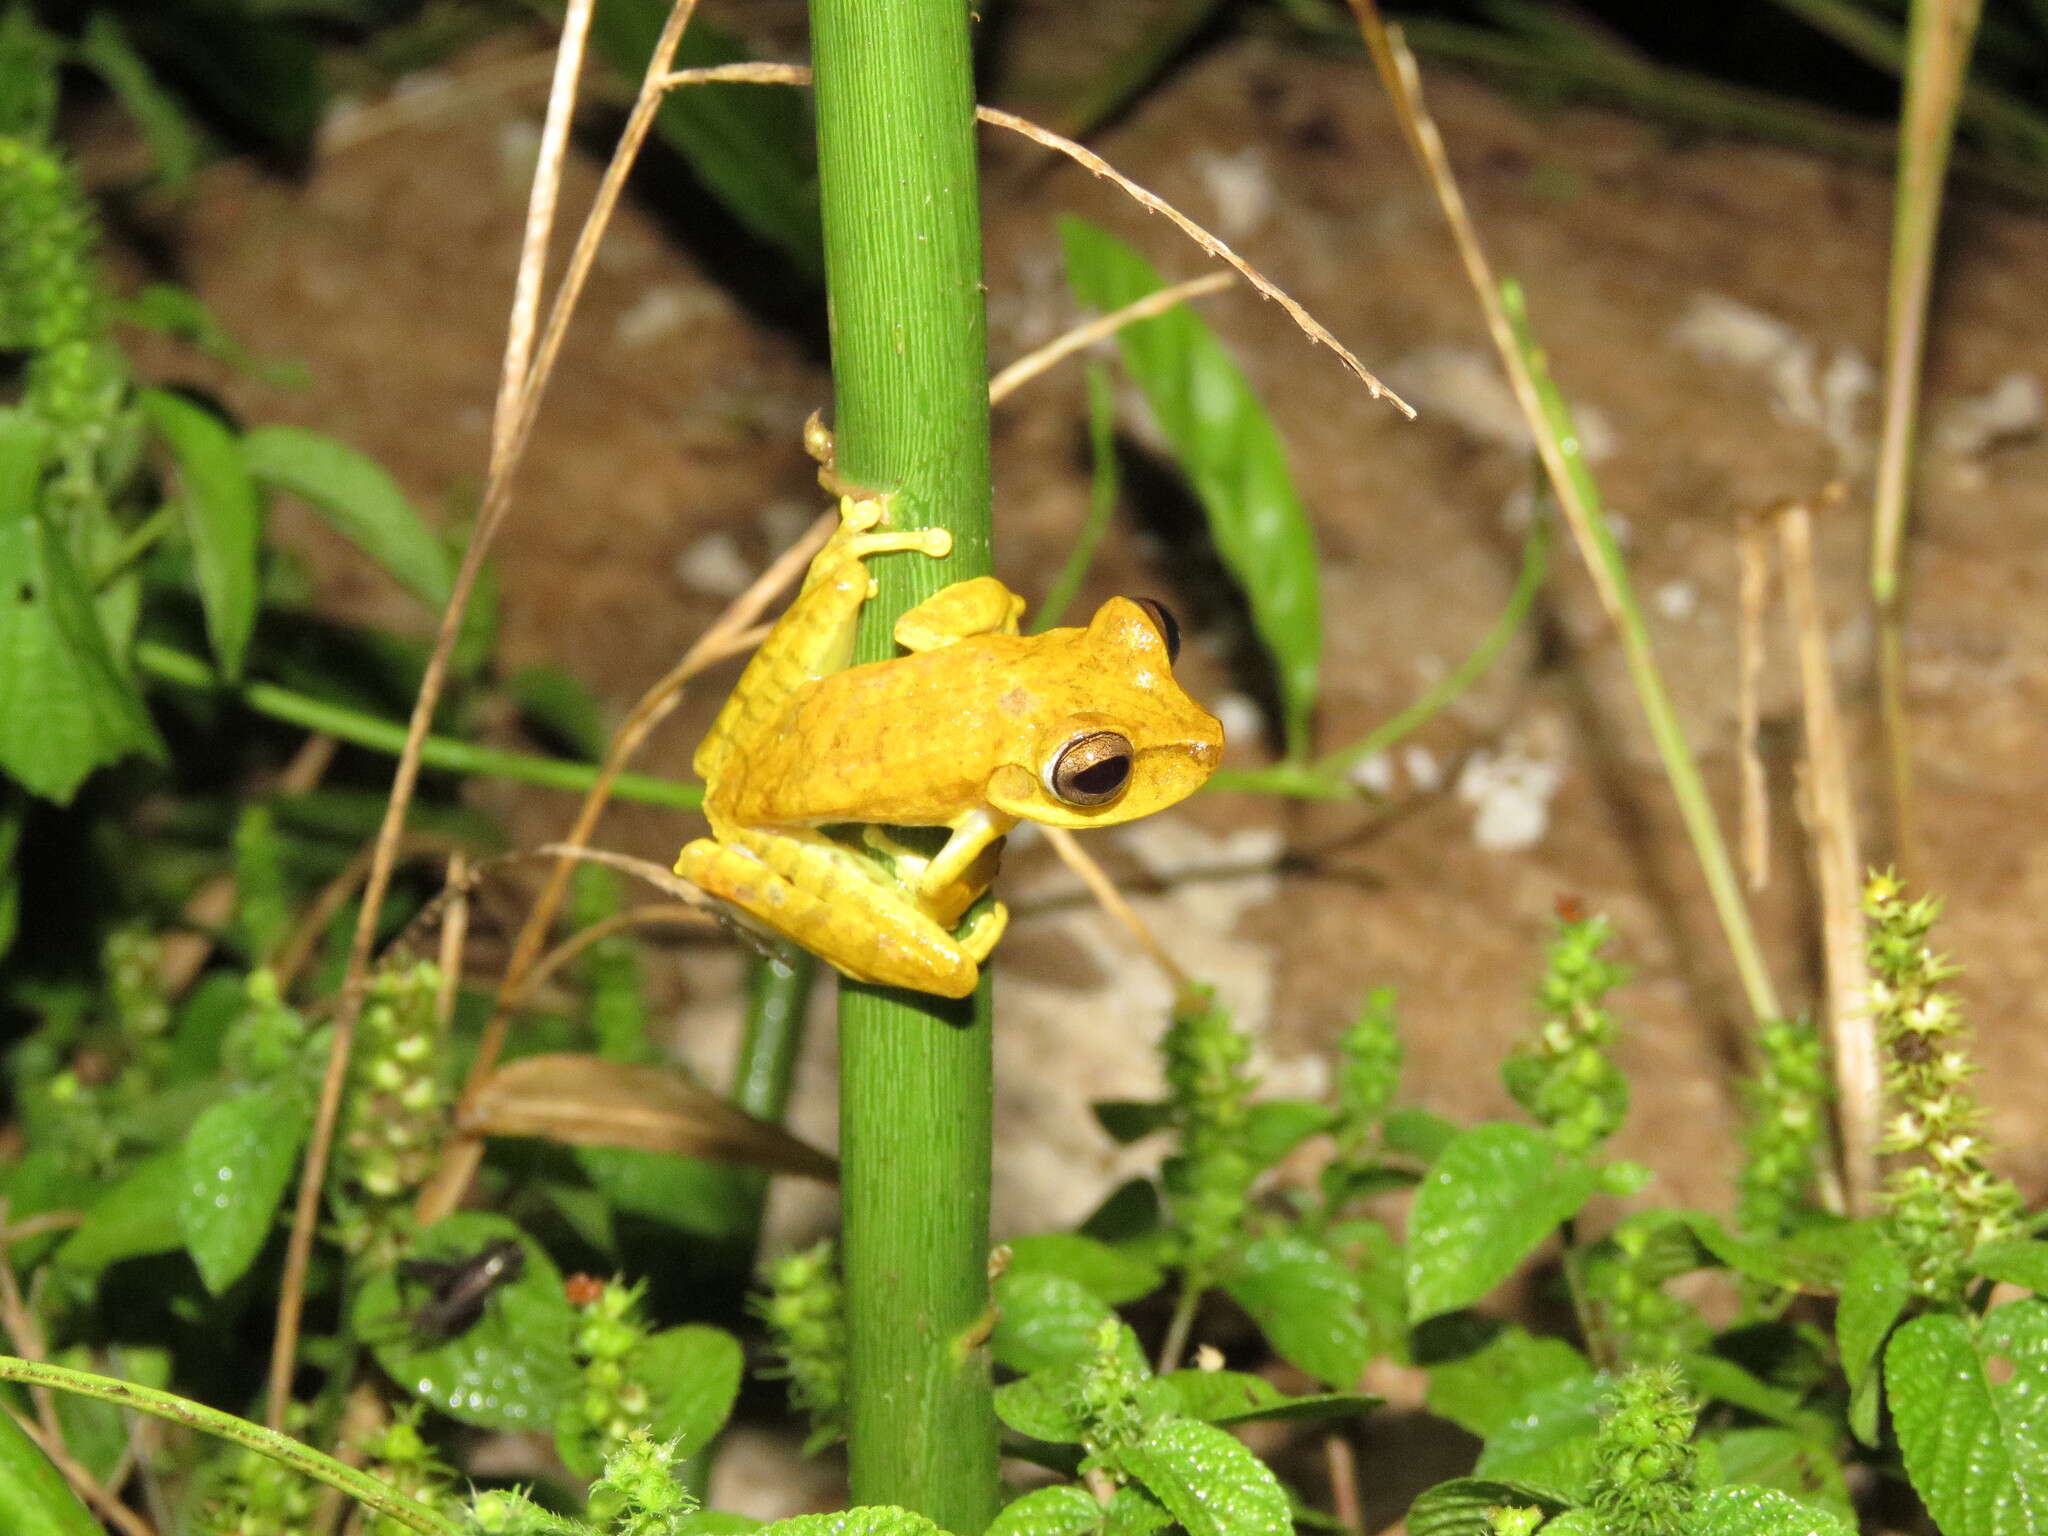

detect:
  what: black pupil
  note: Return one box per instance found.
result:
[1135,599,1181,662]
[1072,755,1130,795]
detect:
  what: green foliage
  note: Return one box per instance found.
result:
[1501,913,1629,1157]
[755,1239,850,1454]
[1735,1016,1832,1239]
[1060,217,1323,759]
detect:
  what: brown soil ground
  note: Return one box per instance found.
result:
[111,13,2048,1520]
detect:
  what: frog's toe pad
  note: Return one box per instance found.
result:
[959,902,1008,965]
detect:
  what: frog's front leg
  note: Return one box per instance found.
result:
[675,825,1004,998]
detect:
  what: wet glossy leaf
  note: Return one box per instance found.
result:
[1406,1124,1601,1320]
[1471,1373,1607,1503]
[1383,1107,1458,1163]
[354,1213,578,1432]
[0,1408,100,1536]
[1140,1369,1377,1427]
[556,1322,742,1479]
[1972,1239,2048,1295]
[178,1087,311,1293]
[1116,1416,1290,1536]
[1404,1479,1568,1536]
[1061,217,1321,757]
[1005,1232,1163,1306]
[992,1367,1088,1446]
[243,425,453,608]
[1887,1300,2048,1536]
[992,1270,1116,1375]
[1424,1325,1592,1438]
[57,1150,184,1276]
[1223,1232,1372,1389]
[1692,1485,1856,1535]
[140,389,261,678]
[987,1484,1101,1536]
[756,1509,951,1536]
[1100,1489,1170,1536]
[0,410,162,803]
[1704,1428,1853,1525]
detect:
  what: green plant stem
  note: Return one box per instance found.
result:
[728,945,818,1254]
[1871,0,1982,868]
[808,0,999,1526]
[134,640,703,809]
[93,503,179,588]
[0,1356,460,1536]
[1030,362,1119,632]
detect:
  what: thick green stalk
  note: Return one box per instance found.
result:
[808,0,998,1530]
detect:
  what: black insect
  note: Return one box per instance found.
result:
[395,1237,526,1342]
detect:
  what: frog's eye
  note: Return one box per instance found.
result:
[1131,598,1181,664]
[1049,731,1134,807]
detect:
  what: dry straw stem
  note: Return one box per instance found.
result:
[1042,826,1191,992]
[266,0,698,1430]
[658,62,1411,416]
[1349,1,1782,1027]
[1738,520,1772,893]
[1776,494,1882,1216]
[1871,0,1984,871]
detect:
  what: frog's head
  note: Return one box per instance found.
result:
[984,597,1224,828]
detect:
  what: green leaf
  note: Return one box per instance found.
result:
[642,1324,743,1456]
[1100,1489,1170,1536]
[1404,1479,1569,1536]
[1423,1325,1592,1439]
[992,1367,1089,1447]
[1243,1099,1335,1169]
[1691,1485,1857,1536]
[1115,1416,1290,1536]
[1383,1107,1459,1163]
[1006,1232,1163,1306]
[1471,1374,1607,1503]
[140,389,261,678]
[242,425,453,609]
[1223,1232,1373,1389]
[0,410,162,801]
[511,664,610,760]
[121,7,322,154]
[1140,1370,1376,1427]
[987,1484,1102,1536]
[0,789,22,962]
[578,1147,752,1239]
[1837,1238,1910,1446]
[1887,1301,2048,1536]
[76,15,203,189]
[1682,1212,1870,1294]
[0,7,62,142]
[0,1407,102,1536]
[677,1515,765,1535]
[353,1213,579,1432]
[1060,217,1321,758]
[993,1270,1117,1375]
[56,1150,186,1276]
[1704,1428,1853,1525]
[1682,1354,1822,1434]
[592,4,821,279]
[1972,1239,2048,1295]
[178,1086,311,1293]
[1405,1124,1601,1320]
[1092,1100,1171,1144]
[756,1509,952,1536]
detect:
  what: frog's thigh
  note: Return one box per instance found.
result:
[893,577,1026,652]
[676,829,985,998]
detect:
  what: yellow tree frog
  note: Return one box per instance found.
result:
[675,491,1224,998]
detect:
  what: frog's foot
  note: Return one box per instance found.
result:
[675,831,988,999]
[960,901,1007,965]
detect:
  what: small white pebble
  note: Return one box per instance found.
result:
[614,286,689,348]
[497,119,542,185]
[675,531,753,597]
[1456,748,1564,853]
[1193,1344,1226,1373]
[1348,750,1395,795]
[1653,580,1697,621]
[1193,146,1274,240]
[1936,371,2044,456]
[1212,693,1264,748]
[1402,744,1442,793]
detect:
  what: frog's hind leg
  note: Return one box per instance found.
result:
[675,827,994,998]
